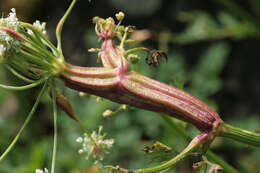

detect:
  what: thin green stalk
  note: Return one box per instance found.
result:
[30,29,45,48]
[50,79,58,173]
[20,50,53,69]
[0,82,48,161]
[124,47,147,56]
[20,29,47,50]
[205,151,238,173]
[119,28,128,48]
[136,133,208,173]
[6,65,35,83]
[8,62,39,80]
[20,30,57,61]
[21,43,51,62]
[56,0,77,52]
[24,29,45,49]
[20,22,58,55]
[161,114,240,173]
[0,77,48,90]
[220,123,260,148]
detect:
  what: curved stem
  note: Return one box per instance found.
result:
[56,0,77,52]
[161,115,240,173]
[0,82,48,162]
[6,65,35,83]
[135,133,209,173]
[219,123,260,148]
[0,77,48,90]
[205,151,239,173]
[124,47,147,56]
[20,22,58,55]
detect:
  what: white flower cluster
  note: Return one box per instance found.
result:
[76,126,114,161]
[0,8,19,31]
[33,20,46,34]
[28,20,47,35]
[0,8,21,61]
[35,168,49,173]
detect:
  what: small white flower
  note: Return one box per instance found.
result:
[76,126,114,161]
[33,20,47,35]
[102,109,113,117]
[27,20,47,35]
[35,168,49,173]
[35,169,41,173]
[76,137,83,143]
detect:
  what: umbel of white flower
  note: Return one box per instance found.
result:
[76,126,114,161]
[0,8,47,63]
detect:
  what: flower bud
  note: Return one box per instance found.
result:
[127,54,140,64]
[102,109,113,117]
[49,89,79,122]
[115,12,125,21]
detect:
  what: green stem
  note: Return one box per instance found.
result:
[0,77,48,90]
[20,22,58,55]
[9,62,39,80]
[21,43,51,62]
[124,47,147,56]
[205,151,238,173]
[6,65,35,83]
[161,115,240,173]
[20,30,57,61]
[136,133,208,173]
[219,123,260,148]
[56,0,77,52]
[0,82,48,161]
[20,50,53,69]
[50,79,58,173]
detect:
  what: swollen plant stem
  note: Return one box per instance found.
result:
[0,82,48,162]
[220,123,260,148]
[50,79,58,173]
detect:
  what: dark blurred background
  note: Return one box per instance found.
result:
[0,0,259,172]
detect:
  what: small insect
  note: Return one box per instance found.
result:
[145,49,168,67]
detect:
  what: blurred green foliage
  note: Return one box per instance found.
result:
[0,0,260,173]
